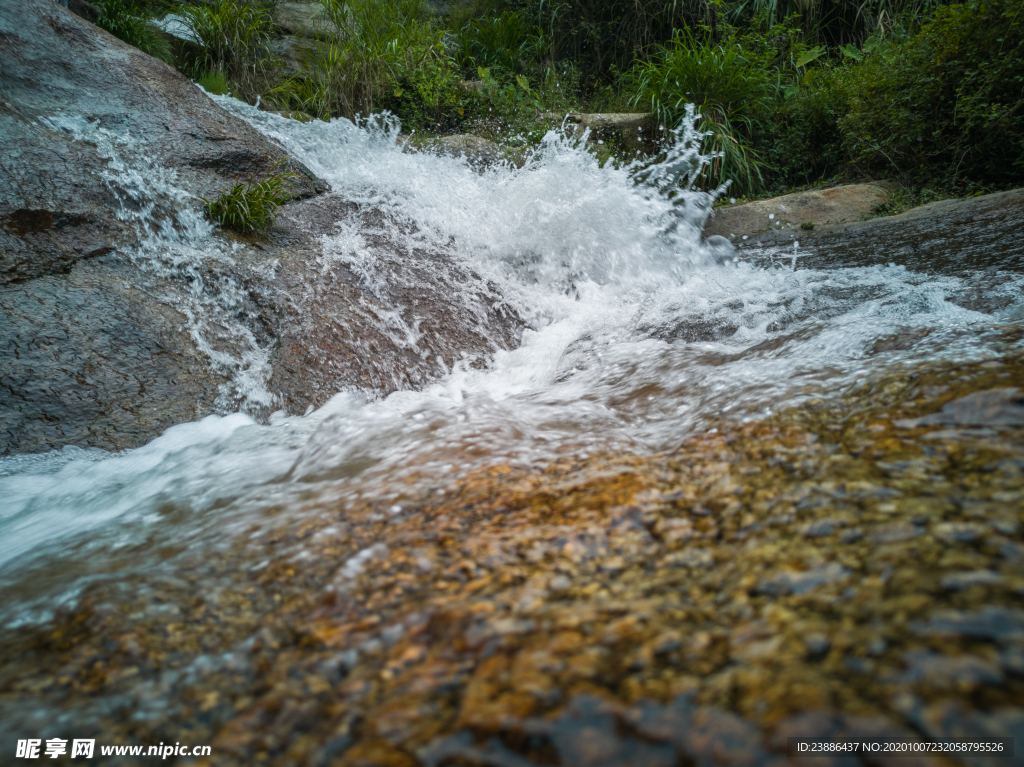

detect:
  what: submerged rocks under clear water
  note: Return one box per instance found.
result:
[0,354,1021,765]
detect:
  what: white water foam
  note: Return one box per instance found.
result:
[2,93,1023,622]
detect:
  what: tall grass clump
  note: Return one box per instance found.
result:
[453,9,548,76]
[630,25,788,193]
[202,160,297,238]
[96,0,173,61]
[272,0,450,121]
[175,0,276,101]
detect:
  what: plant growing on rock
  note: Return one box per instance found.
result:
[201,159,297,238]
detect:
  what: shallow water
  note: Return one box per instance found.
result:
[2,94,1023,626]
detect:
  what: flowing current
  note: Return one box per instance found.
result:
[2,95,1023,625]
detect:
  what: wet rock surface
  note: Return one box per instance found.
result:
[261,195,526,415]
[0,0,525,454]
[0,195,526,454]
[0,0,324,286]
[736,189,1024,276]
[1,353,1021,765]
[0,256,228,454]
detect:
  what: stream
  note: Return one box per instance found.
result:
[1,96,1022,627]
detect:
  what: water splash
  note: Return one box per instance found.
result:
[2,93,1023,623]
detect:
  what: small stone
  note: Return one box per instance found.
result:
[839,528,863,543]
[912,606,1024,642]
[869,523,923,543]
[866,638,887,656]
[757,563,850,596]
[666,548,715,568]
[941,570,1003,590]
[992,518,1021,536]
[1000,540,1024,561]
[800,518,840,538]
[550,575,572,593]
[933,522,987,544]
[844,657,873,674]
[999,645,1024,675]
[901,651,1004,691]
[803,633,830,658]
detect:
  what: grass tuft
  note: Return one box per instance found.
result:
[201,159,297,238]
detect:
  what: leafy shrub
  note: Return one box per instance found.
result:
[96,0,173,61]
[758,62,855,189]
[385,55,474,131]
[839,0,1024,187]
[175,0,276,100]
[202,160,297,238]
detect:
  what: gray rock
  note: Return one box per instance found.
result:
[563,112,656,155]
[0,0,325,286]
[839,528,864,543]
[912,607,1024,643]
[900,651,1004,690]
[999,645,1024,675]
[869,522,924,544]
[1000,540,1024,561]
[705,183,893,239]
[933,521,988,543]
[757,563,850,596]
[803,633,830,658]
[736,188,1024,277]
[941,570,1003,591]
[896,388,1024,429]
[273,1,340,38]
[801,517,841,538]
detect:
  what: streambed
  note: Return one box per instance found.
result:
[1,95,1023,765]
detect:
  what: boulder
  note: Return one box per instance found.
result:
[730,187,1024,276]
[703,182,893,240]
[0,0,525,455]
[273,1,339,38]
[0,0,325,285]
[270,34,319,76]
[564,112,656,155]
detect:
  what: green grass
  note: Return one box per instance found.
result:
[201,160,297,238]
[96,0,173,61]
[175,0,276,101]
[629,26,779,194]
[196,69,231,95]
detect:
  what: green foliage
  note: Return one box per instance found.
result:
[201,159,297,238]
[838,0,1024,186]
[726,0,946,46]
[385,55,474,131]
[196,69,231,95]
[96,0,173,61]
[175,0,276,100]
[757,61,855,189]
[272,0,448,120]
[628,20,810,193]
[452,9,548,76]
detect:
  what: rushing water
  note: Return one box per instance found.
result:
[2,95,1023,626]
